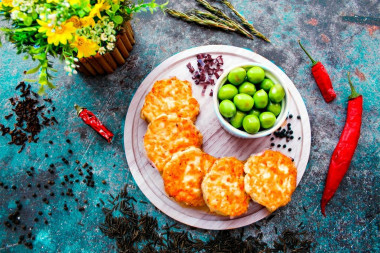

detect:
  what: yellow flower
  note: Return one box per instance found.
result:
[37,20,77,46]
[67,16,81,28]
[89,0,110,19]
[37,19,52,34]
[68,0,81,5]
[0,0,13,8]
[66,16,95,28]
[47,0,60,3]
[71,36,99,58]
[80,16,95,27]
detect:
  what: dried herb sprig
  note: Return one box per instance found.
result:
[195,0,252,38]
[220,0,270,42]
[190,9,254,39]
[100,185,315,252]
[165,9,235,32]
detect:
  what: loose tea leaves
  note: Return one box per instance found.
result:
[100,185,315,252]
[0,82,57,153]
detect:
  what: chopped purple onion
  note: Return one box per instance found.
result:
[209,89,213,96]
[216,55,223,65]
[186,63,195,73]
[201,87,206,96]
[186,54,224,96]
[199,81,211,86]
[199,72,206,82]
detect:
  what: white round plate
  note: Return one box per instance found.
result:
[124,45,311,230]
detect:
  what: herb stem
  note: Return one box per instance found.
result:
[190,9,253,39]
[195,0,251,39]
[165,9,235,32]
[220,0,270,42]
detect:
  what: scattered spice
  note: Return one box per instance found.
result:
[0,82,57,153]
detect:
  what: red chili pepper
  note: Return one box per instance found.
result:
[299,40,337,103]
[321,73,362,216]
[74,104,114,143]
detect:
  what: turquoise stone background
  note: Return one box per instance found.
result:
[0,0,379,252]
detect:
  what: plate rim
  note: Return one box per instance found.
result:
[124,45,311,230]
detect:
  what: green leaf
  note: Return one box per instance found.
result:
[47,81,56,89]
[112,4,120,12]
[34,53,47,61]
[78,10,86,18]
[106,10,114,17]
[37,85,46,95]
[23,78,38,83]
[112,15,124,24]
[23,55,29,60]
[48,67,58,72]
[25,64,42,74]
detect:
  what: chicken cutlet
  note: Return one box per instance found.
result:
[162,147,216,207]
[244,150,297,212]
[141,77,200,123]
[143,114,203,172]
[202,157,249,217]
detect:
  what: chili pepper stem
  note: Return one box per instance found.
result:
[347,72,361,100]
[298,40,318,66]
[74,104,85,116]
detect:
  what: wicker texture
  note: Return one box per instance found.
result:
[77,21,134,76]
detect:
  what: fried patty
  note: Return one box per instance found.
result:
[141,77,200,123]
[202,157,250,217]
[162,147,216,207]
[144,115,203,172]
[244,150,297,212]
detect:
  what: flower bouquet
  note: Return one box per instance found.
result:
[0,0,167,93]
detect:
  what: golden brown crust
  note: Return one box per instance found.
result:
[244,150,297,212]
[144,115,203,172]
[202,157,250,217]
[141,77,200,123]
[162,147,216,207]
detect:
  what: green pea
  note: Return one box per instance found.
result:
[238,82,256,96]
[266,101,282,116]
[228,67,246,86]
[233,93,254,112]
[218,84,238,100]
[259,112,276,129]
[230,111,246,129]
[219,100,236,118]
[247,66,265,84]
[242,115,260,134]
[269,84,285,103]
[260,78,274,92]
[253,89,268,109]
[249,109,261,118]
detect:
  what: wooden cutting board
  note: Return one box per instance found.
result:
[124,45,311,230]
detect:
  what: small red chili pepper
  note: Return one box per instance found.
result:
[74,104,114,143]
[299,40,337,103]
[321,73,362,216]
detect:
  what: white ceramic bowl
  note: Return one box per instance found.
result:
[213,62,290,139]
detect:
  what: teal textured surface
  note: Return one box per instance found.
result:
[0,0,379,252]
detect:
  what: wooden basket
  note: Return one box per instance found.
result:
[76,21,135,76]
